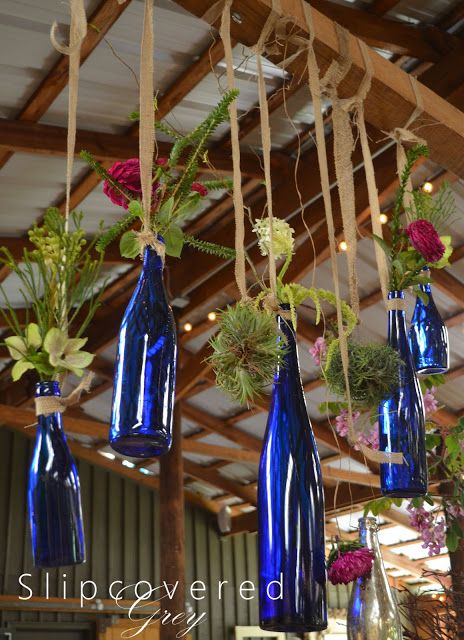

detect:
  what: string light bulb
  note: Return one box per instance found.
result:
[422,181,433,194]
[339,240,348,252]
[379,213,388,225]
[183,322,193,333]
[207,311,217,322]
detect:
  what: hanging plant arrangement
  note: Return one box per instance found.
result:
[81,89,238,261]
[208,216,357,406]
[82,91,238,458]
[0,208,105,568]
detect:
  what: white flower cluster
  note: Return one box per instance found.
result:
[253,217,295,260]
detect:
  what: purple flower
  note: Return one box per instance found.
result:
[423,387,438,415]
[335,409,360,439]
[309,337,327,366]
[328,548,374,585]
[406,219,445,263]
[446,503,464,520]
[407,504,446,557]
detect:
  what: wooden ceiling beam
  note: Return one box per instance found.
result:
[309,0,459,60]
[173,0,464,177]
[183,458,257,505]
[0,0,133,170]
[368,0,401,16]
[0,118,272,179]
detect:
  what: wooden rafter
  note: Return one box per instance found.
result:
[173,0,464,177]
[0,0,133,170]
[368,0,401,16]
[0,118,278,178]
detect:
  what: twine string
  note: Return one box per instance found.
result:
[34,372,94,417]
[220,0,249,301]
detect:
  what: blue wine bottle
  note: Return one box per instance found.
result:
[409,268,449,374]
[379,290,428,498]
[28,381,85,568]
[110,245,177,457]
[258,308,327,632]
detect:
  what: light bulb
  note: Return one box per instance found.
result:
[183,322,193,332]
[422,181,433,194]
[339,240,348,252]
[207,311,217,322]
[379,213,388,225]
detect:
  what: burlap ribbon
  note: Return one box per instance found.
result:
[137,0,161,258]
[34,372,94,417]
[253,1,402,464]
[386,298,406,311]
[50,0,87,225]
[220,0,249,301]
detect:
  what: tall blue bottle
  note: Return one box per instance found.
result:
[258,309,327,633]
[409,267,449,374]
[379,290,428,498]
[28,381,85,568]
[110,245,177,457]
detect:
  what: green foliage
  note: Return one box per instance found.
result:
[373,144,456,291]
[323,340,402,409]
[327,541,365,568]
[183,235,236,260]
[0,209,104,381]
[207,302,287,405]
[363,497,403,517]
[82,91,238,262]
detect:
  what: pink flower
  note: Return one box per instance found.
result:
[155,157,168,166]
[309,337,327,366]
[191,182,208,197]
[446,503,464,520]
[328,548,374,585]
[103,158,159,209]
[423,387,438,415]
[406,219,445,263]
[335,409,360,439]
[407,504,446,557]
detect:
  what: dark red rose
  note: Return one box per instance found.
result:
[155,157,168,166]
[191,182,208,197]
[103,158,159,209]
[406,219,445,263]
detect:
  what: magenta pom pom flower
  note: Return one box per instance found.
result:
[406,219,446,263]
[327,542,374,585]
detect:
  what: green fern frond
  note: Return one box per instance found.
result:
[200,178,233,191]
[96,210,139,253]
[80,150,134,204]
[183,235,235,260]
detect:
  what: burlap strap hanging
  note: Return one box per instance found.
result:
[35,372,94,417]
[219,0,249,301]
[252,1,402,464]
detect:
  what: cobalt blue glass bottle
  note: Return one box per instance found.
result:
[409,267,449,374]
[258,307,327,633]
[28,381,85,568]
[110,244,177,457]
[379,290,428,498]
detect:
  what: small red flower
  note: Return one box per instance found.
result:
[406,219,445,263]
[191,182,208,197]
[155,157,168,166]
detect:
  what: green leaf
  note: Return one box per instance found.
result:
[11,359,35,381]
[415,288,429,306]
[372,234,391,256]
[119,231,140,259]
[446,528,459,553]
[164,224,184,258]
[426,434,442,450]
[424,493,434,506]
[128,200,143,219]
[445,435,460,454]
[157,197,175,225]
[4,336,27,361]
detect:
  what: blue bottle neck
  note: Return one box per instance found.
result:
[275,310,300,384]
[142,245,164,272]
[35,381,61,398]
[419,267,432,294]
[387,290,408,349]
